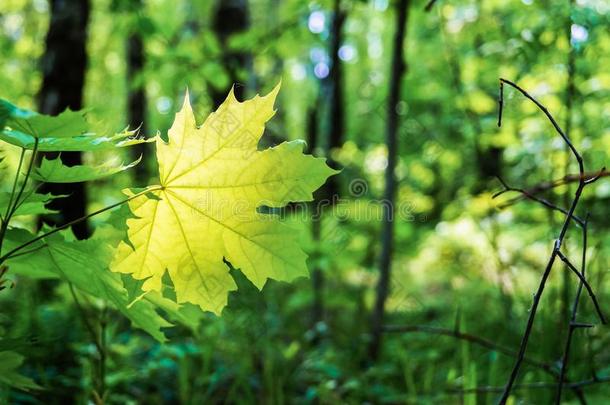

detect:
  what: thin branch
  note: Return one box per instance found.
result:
[493,176,585,227]
[496,79,597,404]
[556,214,589,403]
[584,166,606,185]
[500,169,609,207]
[557,250,606,325]
[499,78,584,175]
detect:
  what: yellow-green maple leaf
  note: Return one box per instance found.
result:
[111,84,337,314]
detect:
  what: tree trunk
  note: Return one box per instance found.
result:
[326,0,346,175]
[368,0,410,362]
[307,105,324,328]
[126,0,149,184]
[211,0,250,107]
[37,0,91,240]
[310,0,347,328]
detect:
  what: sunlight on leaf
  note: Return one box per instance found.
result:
[111,84,337,314]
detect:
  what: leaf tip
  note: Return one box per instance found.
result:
[264,81,282,107]
[181,89,192,110]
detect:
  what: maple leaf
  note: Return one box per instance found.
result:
[111,84,337,314]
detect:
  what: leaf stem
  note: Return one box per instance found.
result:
[0,139,39,253]
[0,149,25,249]
[0,185,162,264]
[3,148,26,221]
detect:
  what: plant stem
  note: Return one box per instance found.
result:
[555,215,589,404]
[0,139,38,253]
[499,169,609,208]
[0,148,26,252]
[9,139,39,220]
[3,148,26,221]
[0,185,162,265]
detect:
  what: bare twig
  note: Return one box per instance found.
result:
[496,78,605,404]
[499,78,584,175]
[493,176,585,227]
[500,170,609,207]
[557,250,606,325]
[556,214,589,403]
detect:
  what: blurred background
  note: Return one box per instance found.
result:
[1,0,610,403]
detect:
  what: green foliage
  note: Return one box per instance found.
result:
[31,155,141,183]
[0,0,609,403]
[6,229,172,342]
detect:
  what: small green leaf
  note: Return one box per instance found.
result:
[0,98,154,152]
[1,98,87,138]
[31,155,142,183]
[0,127,154,152]
[8,108,88,139]
[0,192,64,217]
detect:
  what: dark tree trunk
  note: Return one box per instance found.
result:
[211,0,250,107]
[32,0,91,401]
[306,105,324,329]
[37,0,91,240]
[326,0,346,173]
[126,0,149,184]
[368,0,410,362]
[310,0,347,328]
[475,145,503,180]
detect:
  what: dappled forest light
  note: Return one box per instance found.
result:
[0,0,609,403]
